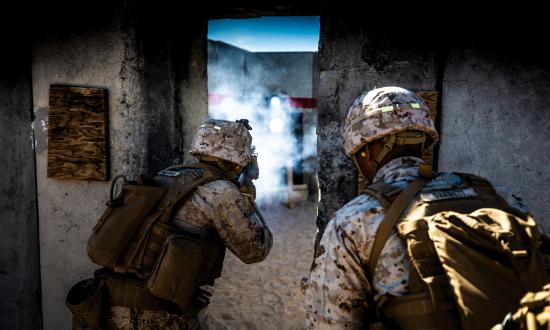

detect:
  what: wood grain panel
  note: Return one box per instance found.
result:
[47,86,109,181]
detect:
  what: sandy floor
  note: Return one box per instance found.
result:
[206,201,318,330]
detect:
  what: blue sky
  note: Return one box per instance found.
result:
[208,16,320,52]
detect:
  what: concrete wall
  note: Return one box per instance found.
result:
[0,44,42,330]
[33,10,141,330]
[208,41,248,97]
[439,49,550,232]
[246,51,315,98]
[315,11,550,235]
[31,3,208,328]
[208,40,316,98]
[181,23,209,163]
[316,16,439,231]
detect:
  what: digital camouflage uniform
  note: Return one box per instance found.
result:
[304,87,531,329]
[107,119,272,329]
[303,156,530,329]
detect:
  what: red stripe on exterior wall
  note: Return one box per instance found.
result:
[208,93,317,109]
[287,97,316,109]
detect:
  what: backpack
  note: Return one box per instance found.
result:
[365,173,550,330]
[85,163,226,311]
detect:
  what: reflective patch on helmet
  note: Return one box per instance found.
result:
[200,123,222,130]
[411,103,421,109]
[420,187,478,202]
[380,106,394,112]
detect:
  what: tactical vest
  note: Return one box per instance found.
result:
[364,173,550,330]
[86,163,226,315]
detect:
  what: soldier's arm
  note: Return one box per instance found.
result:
[304,197,384,329]
[211,182,273,264]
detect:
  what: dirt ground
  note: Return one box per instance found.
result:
[205,201,318,330]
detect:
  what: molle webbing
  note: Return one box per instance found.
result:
[366,178,429,279]
[119,163,223,277]
[364,181,403,209]
[390,174,513,330]
[394,220,461,329]
[365,174,517,330]
[97,269,179,313]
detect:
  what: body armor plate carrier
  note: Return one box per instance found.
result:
[85,163,226,315]
[364,174,550,330]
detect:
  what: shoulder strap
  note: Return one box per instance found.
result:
[156,163,224,223]
[364,180,403,209]
[367,177,429,278]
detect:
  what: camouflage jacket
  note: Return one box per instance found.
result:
[173,179,272,264]
[106,178,272,329]
[303,157,530,329]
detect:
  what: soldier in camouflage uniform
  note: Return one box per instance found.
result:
[107,119,273,329]
[303,87,530,329]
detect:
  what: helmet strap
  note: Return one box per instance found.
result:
[373,132,427,167]
[419,149,433,178]
[196,155,242,180]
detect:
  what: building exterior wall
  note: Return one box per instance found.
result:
[316,15,438,231]
[31,5,208,328]
[0,45,42,330]
[439,49,550,232]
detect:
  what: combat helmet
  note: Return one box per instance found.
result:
[343,86,439,174]
[190,119,253,167]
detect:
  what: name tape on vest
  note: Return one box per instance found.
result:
[420,187,478,202]
[158,169,183,177]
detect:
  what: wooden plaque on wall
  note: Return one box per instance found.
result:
[47,86,109,181]
[357,91,439,194]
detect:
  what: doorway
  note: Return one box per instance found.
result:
[206,16,320,329]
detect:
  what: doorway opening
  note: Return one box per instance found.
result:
[207,16,320,208]
[206,16,320,329]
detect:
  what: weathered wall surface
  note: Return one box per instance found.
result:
[208,40,316,98]
[208,41,248,97]
[439,49,550,231]
[0,47,42,330]
[32,4,206,328]
[33,12,140,330]
[316,16,439,231]
[181,21,209,163]
[247,51,315,98]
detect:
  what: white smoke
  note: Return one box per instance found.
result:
[207,41,318,205]
[208,87,296,203]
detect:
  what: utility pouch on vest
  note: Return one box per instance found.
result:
[147,234,207,311]
[366,173,550,330]
[66,277,105,330]
[87,175,167,269]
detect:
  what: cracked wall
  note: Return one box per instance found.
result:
[32,3,208,328]
[32,10,141,330]
[439,49,550,231]
[316,15,439,232]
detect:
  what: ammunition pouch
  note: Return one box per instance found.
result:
[96,269,180,314]
[82,163,227,317]
[147,234,208,311]
[66,277,105,330]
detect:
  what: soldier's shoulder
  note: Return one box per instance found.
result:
[201,179,239,192]
[333,194,384,225]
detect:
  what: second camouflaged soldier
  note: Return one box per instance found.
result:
[77,119,272,330]
[303,87,549,329]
